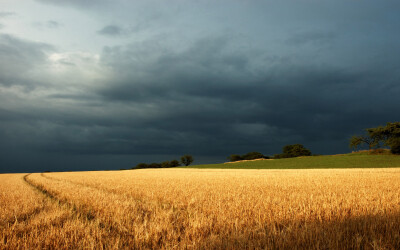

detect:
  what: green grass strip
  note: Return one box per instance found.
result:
[183,154,400,170]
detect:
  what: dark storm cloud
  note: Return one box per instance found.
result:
[285,31,336,46]
[92,35,400,159]
[3,32,393,164]
[0,34,54,88]
[97,25,124,36]
[2,1,400,173]
[1,29,400,173]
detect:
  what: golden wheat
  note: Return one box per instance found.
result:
[2,168,400,249]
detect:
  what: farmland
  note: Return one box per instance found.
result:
[2,166,400,249]
[187,153,400,169]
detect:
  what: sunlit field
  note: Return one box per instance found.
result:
[2,168,400,249]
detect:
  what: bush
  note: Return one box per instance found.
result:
[229,154,243,162]
[273,154,286,159]
[135,163,148,169]
[161,160,181,168]
[134,158,182,169]
[271,144,312,159]
[390,139,400,154]
[170,160,180,167]
[161,161,171,168]
[242,152,266,160]
[149,163,162,168]
[282,144,312,158]
[229,152,267,162]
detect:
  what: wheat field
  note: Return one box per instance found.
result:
[1,168,400,249]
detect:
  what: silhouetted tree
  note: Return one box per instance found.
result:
[135,163,148,169]
[170,160,181,167]
[281,144,312,158]
[349,134,378,151]
[228,154,243,162]
[242,152,265,160]
[161,161,171,168]
[366,122,400,154]
[181,155,194,166]
[149,163,162,168]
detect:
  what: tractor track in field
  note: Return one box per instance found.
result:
[39,173,185,219]
[3,206,46,226]
[2,175,56,226]
[23,174,137,239]
[36,173,193,236]
[40,173,144,202]
[39,173,185,213]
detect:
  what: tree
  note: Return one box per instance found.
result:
[349,135,363,151]
[283,144,310,157]
[135,163,148,169]
[282,144,312,157]
[272,154,285,159]
[170,160,180,167]
[272,144,312,159]
[181,155,194,166]
[228,152,268,162]
[149,163,162,168]
[228,154,243,162]
[161,161,171,168]
[367,122,400,154]
[349,134,378,151]
[242,152,265,160]
[389,139,400,154]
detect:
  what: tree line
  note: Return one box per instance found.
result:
[132,122,400,169]
[228,144,312,162]
[350,122,400,154]
[134,155,194,169]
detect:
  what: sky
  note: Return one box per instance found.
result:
[1,0,400,173]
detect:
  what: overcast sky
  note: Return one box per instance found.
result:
[1,0,400,173]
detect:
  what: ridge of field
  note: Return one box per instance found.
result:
[186,153,400,169]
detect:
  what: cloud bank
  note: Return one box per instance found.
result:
[1,1,400,172]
